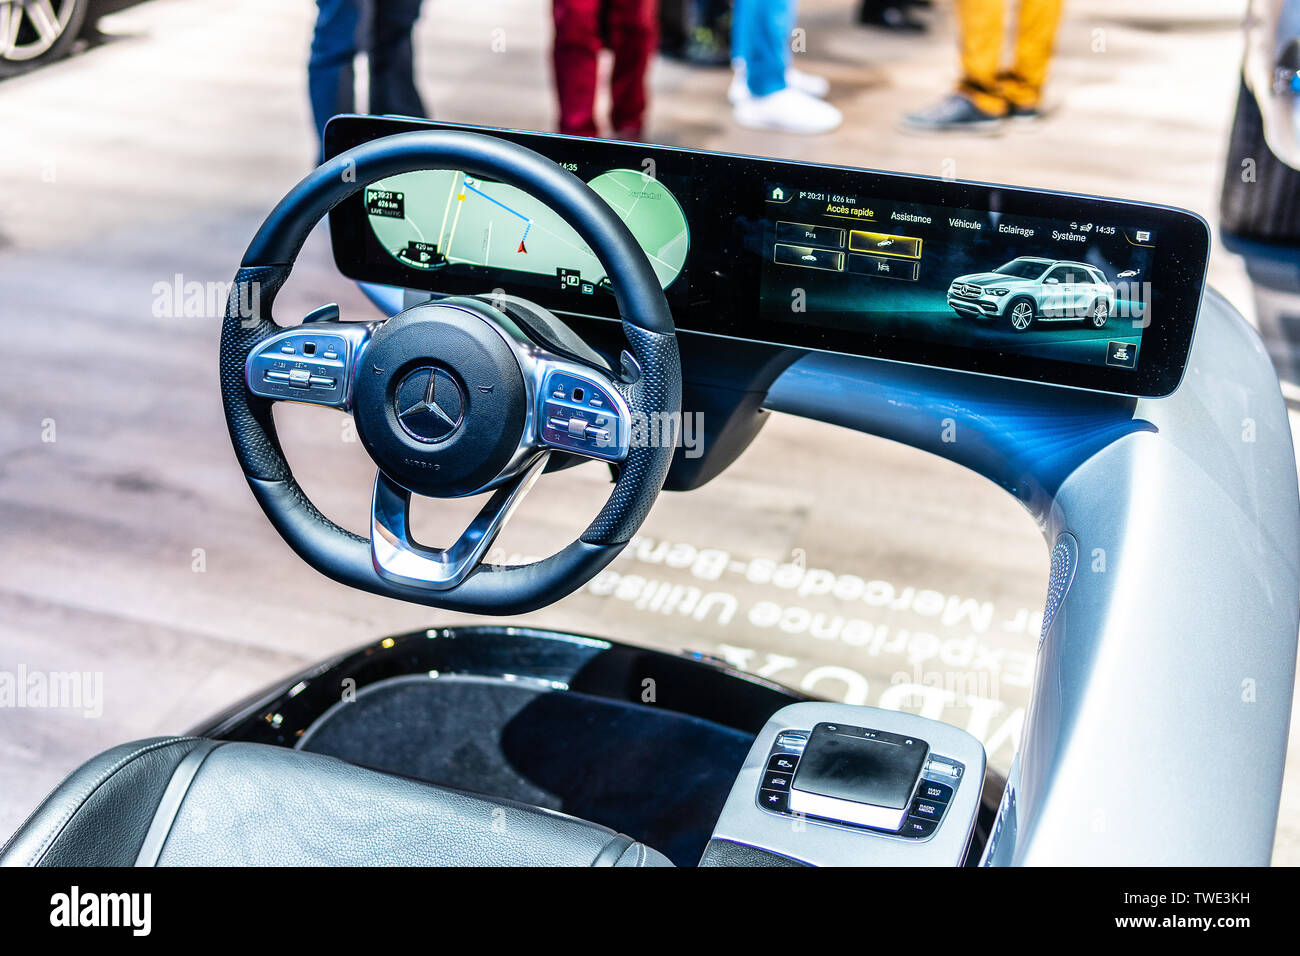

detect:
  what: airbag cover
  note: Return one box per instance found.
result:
[352,302,527,497]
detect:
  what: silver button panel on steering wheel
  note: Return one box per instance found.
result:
[539,368,624,461]
[245,321,373,409]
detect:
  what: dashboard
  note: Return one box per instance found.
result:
[325,117,1209,397]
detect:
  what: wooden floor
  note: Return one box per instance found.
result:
[1,0,1295,861]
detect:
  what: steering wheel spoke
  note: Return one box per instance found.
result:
[244,304,375,410]
[370,452,550,590]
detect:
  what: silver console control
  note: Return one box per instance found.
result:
[708,703,986,866]
[925,757,964,779]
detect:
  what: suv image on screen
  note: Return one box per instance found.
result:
[947,257,1116,332]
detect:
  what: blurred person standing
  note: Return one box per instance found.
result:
[553,0,659,139]
[902,0,1063,132]
[309,0,426,161]
[728,0,840,134]
[857,0,929,33]
[659,0,731,66]
[683,0,732,66]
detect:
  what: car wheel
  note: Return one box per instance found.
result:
[1006,298,1035,332]
[1220,78,1300,242]
[0,0,88,79]
[1090,299,1109,328]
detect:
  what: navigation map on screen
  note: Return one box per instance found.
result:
[363,168,690,296]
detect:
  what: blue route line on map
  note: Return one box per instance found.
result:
[463,178,532,251]
[463,179,530,224]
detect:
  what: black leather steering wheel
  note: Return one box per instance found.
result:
[220,130,682,614]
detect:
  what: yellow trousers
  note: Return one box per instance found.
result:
[956,0,1064,114]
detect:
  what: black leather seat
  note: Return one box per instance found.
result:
[0,737,671,867]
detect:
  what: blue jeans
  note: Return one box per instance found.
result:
[731,0,797,97]
[309,0,425,160]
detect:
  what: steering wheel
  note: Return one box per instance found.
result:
[219,130,682,614]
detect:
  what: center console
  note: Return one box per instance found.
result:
[702,703,986,866]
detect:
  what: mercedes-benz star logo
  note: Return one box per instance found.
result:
[394,367,465,444]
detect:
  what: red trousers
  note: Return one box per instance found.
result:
[552,0,658,137]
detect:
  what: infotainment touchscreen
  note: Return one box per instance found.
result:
[759,186,1157,377]
[325,116,1208,396]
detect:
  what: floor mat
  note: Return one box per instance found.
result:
[298,675,754,866]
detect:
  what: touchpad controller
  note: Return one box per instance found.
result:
[712,703,984,864]
[788,723,928,831]
[755,717,970,841]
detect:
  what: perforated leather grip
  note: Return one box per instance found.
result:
[583,323,681,546]
[220,265,291,482]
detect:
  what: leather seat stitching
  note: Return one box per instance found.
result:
[22,736,199,867]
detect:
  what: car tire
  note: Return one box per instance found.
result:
[0,0,88,79]
[1089,299,1109,329]
[1220,78,1300,242]
[1005,297,1035,332]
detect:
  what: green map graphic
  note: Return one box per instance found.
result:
[365,167,690,291]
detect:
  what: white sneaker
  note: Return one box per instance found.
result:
[727,66,751,105]
[734,87,842,134]
[787,68,830,99]
[729,64,832,104]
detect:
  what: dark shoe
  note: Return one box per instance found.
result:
[857,2,928,32]
[1007,103,1051,125]
[900,94,1004,134]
